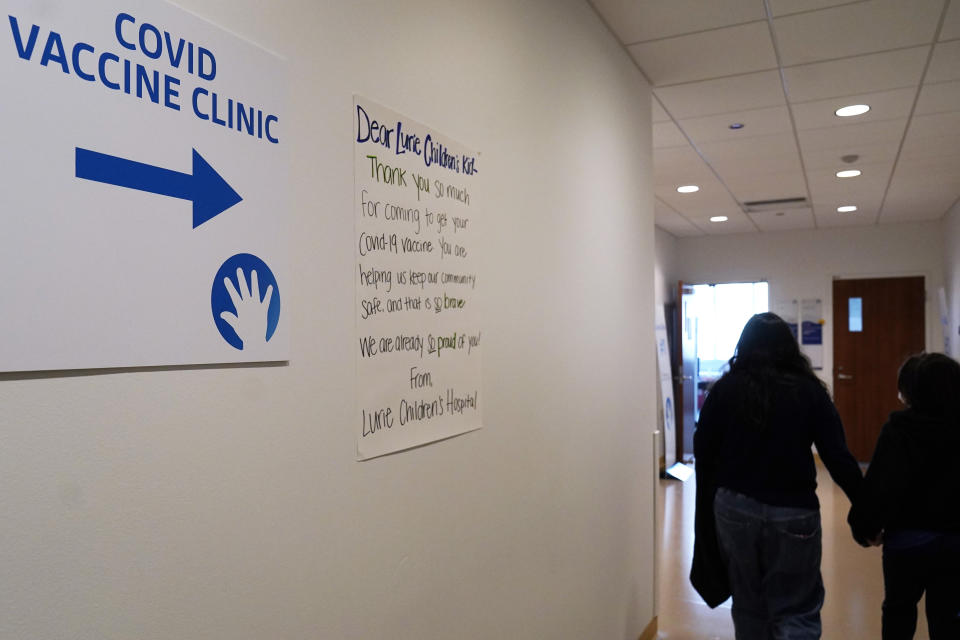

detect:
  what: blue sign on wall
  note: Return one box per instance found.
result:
[211,254,281,351]
[801,320,822,345]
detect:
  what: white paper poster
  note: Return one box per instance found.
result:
[1,1,289,371]
[354,97,481,460]
[655,307,677,468]
[773,299,799,340]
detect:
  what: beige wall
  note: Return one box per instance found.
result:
[0,2,658,639]
[944,200,960,360]
[655,226,679,308]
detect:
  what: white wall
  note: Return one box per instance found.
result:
[655,227,679,308]
[944,201,960,360]
[0,2,657,639]
[675,222,945,386]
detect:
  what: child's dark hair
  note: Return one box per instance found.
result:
[911,353,960,417]
[896,353,923,406]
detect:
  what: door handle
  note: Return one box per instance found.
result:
[837,373,854,380]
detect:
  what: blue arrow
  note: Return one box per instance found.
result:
[75,148,242,228]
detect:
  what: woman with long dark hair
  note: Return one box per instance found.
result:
[691,312,863,638]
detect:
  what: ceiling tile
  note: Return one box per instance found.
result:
[903,111,960,142]
[698,212,760,235]
[653,121,689,148]
[724,170,808,203]
[654,199,677,217]
[782,47,928,102]
[885,179,958,204]
[678,105,792,146]
[940,0,960,40]
[655,180,742,215]
[900,132,960,163]
[889,155,960,180]
[748,207,816,231]
[880,191,958,221]
[816,188,886,210]
[881,208,953,223]
[882,158,960,221]
[589,0,765,45]
[654,200,705,236]
[814,208,879,228]
[806,162,894,199]
[596,0,960,236]
[768,0,866,17]
[699,133,803,175]
[652,98,671,123]
[629,21,777,86]
[772,0,942,66]
[916,80,960,114]
[900,113,960,162]
[811,197,882,219]
[656,220,705,237]
[677,209,757,235]
[654,70,785,119]
[791,87,917,130]
[800,139,900,169]
[926,40,960,83]
[653,145,716,185]
[797,118,908,152]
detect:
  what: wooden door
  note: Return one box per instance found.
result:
[832,277,925,462]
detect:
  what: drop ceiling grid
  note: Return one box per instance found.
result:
[747,207,816,232]
[915,80,960,114]
[627,21,778,86]
[654,199,708,237]
[780,47,930,102]
[941,0,960,38]
[767,0,872,18]
[588,0,766,46]
[790,88,920,130]
[593,0,960,235]
[925,39,960,82]
[770,0,944,65]
[800,139,902,170]
[806,161,896,199]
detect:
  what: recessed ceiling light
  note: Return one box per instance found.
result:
[835,104,870,117]
[709,215,728,222]
[837,205,858,213]
[836,169,862,178]
[729,123,744,130]
[677,185,700,193]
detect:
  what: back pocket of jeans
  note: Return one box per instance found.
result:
[777,516,820,540]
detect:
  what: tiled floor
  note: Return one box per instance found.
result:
[656,463,931,639]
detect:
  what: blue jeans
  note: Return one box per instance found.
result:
[714,488,824,639]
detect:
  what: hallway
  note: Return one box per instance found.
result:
[656,464,932,639]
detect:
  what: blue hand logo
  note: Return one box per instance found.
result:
[211,254,281,350]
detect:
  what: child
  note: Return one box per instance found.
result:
[849,353,960,639]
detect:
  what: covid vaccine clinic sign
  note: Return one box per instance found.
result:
[1,0,289,371]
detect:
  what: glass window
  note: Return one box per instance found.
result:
[691,281,769,365]
[849,297,863,332]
